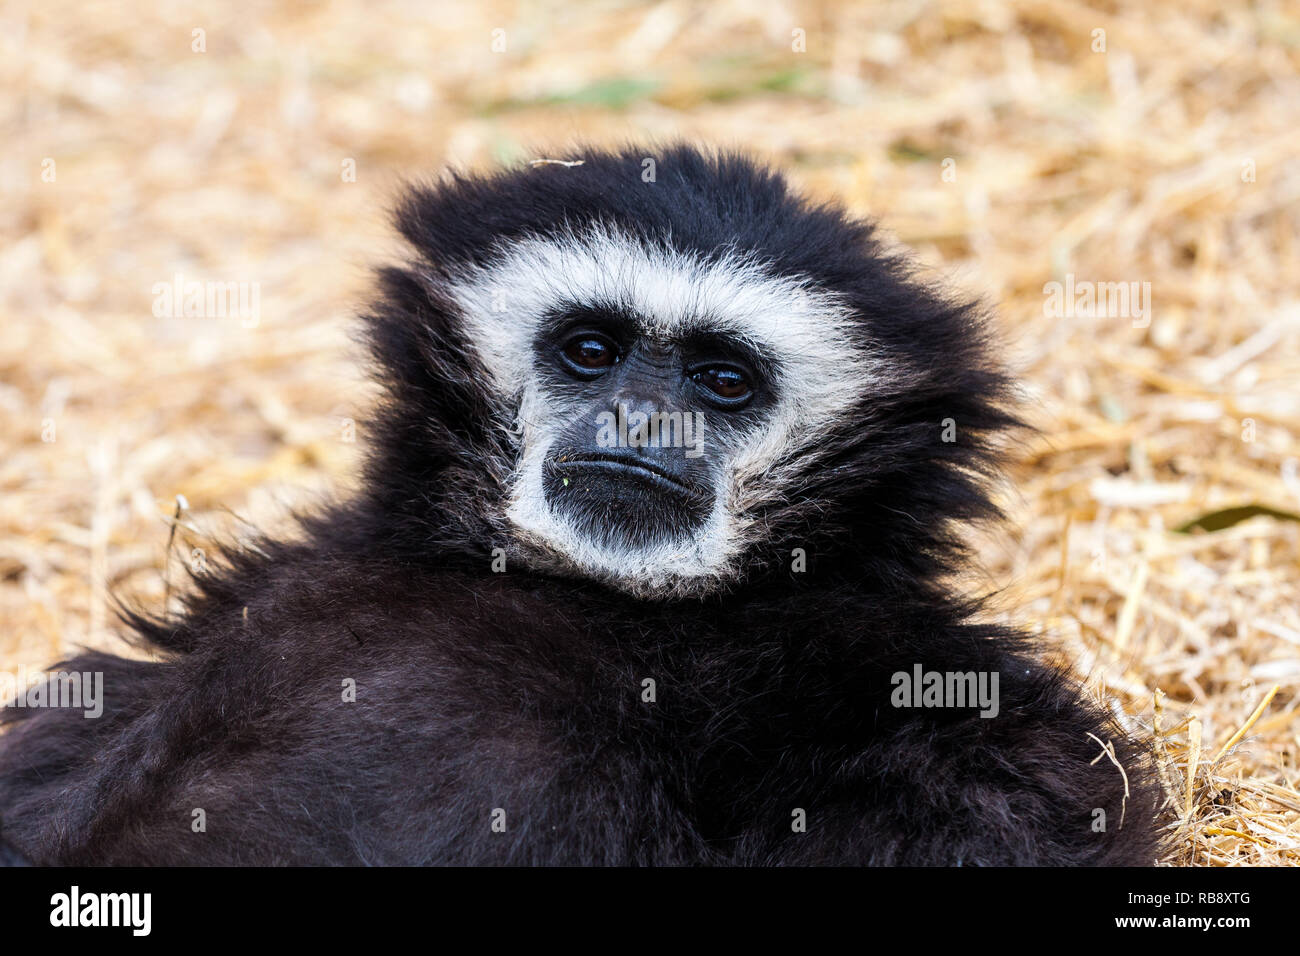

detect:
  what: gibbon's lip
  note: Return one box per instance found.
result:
[555,453,698,496]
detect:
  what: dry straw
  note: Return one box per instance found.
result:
[1,0,1297,864]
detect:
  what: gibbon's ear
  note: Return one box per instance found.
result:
[768,282,1025,597]
[361,264,498,441]
[354,262,514,547]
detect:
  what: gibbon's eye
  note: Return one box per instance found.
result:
[560,333,619,376]
[691,365,752,404]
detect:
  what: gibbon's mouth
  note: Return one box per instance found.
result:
[540,452,716,548]
[552,453,700,498]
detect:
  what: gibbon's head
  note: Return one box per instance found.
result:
[363,144,1018,600]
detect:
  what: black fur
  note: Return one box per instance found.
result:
[0,145,1166,865]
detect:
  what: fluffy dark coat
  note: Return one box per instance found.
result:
[0,145,1165,865]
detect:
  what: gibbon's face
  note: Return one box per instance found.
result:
[447,225,875,597]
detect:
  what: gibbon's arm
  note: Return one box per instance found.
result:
[738,692,1161,866]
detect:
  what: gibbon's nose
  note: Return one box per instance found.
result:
[569,388,698,491]
[606,393,683,457]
